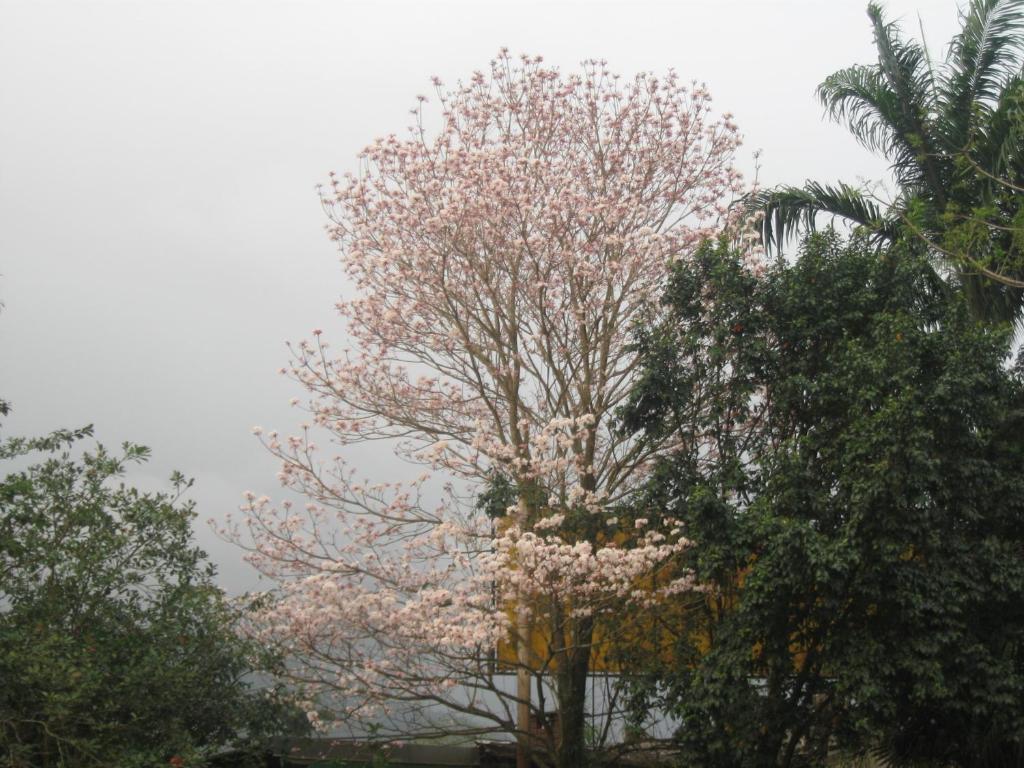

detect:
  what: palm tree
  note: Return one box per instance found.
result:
[749,0,1024,322]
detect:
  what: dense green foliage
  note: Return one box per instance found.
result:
[622,234,1024,766]
[749,0,1024,322]
[0,424,305,768]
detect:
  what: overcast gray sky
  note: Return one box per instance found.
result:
[0,0,961,592]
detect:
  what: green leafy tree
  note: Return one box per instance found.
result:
[0,423,305,768]
[749,0,1024,322]
[621,234,1024,767]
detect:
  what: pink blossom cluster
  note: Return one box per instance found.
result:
[485,523,696,619]
[224,477,693,733]
[291,50,745,501]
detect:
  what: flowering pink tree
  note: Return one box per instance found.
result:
[229,51,745,768]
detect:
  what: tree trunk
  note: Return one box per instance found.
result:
[555,616,594,768]
[516,605,532,768]
[515,496,533,768]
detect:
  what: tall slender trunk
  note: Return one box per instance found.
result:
[553,446,598,768]
[555,615,594,768]
[516,605,532,768]
[515,496,533,768]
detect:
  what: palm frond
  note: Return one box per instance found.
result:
[817,64,894,153]
[815,5,945,196]
[971,74,1024,182]
[940,0,1024,147]
[917,12,941,96]
[816,65,927,188]
[867,3,948,198]
[868,3,937,114]
[745,182,897,255]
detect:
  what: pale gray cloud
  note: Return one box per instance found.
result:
[0,0,960,592]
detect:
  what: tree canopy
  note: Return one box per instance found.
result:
[0,424,304,768]
[229,51,745,768]
[622,232,1024,766]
